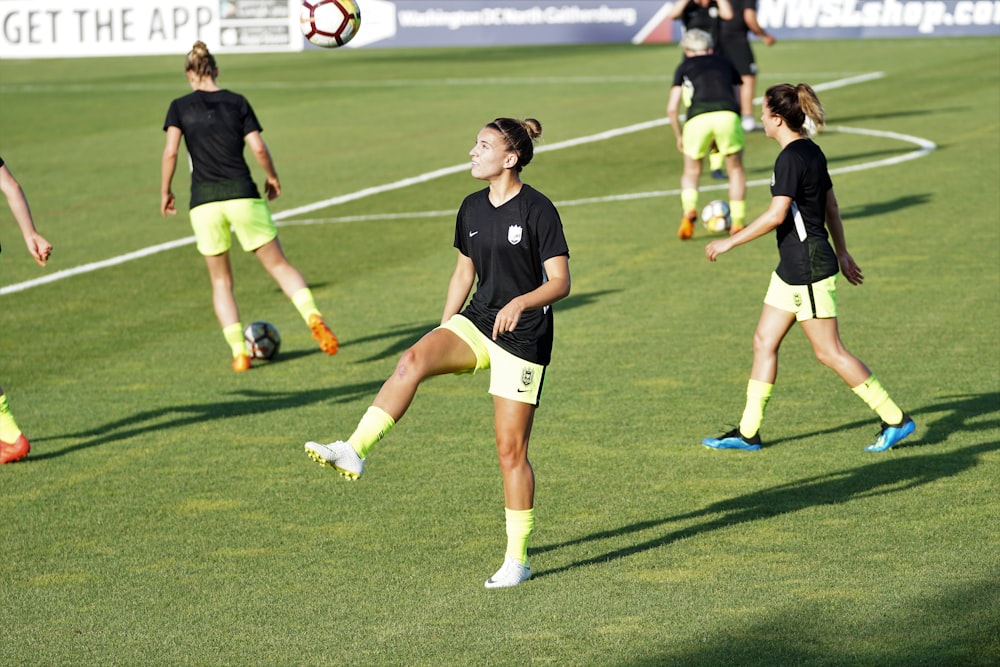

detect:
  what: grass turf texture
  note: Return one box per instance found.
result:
[1,37,998,666]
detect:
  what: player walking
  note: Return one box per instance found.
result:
[702,83,915,452]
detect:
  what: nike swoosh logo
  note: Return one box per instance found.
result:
[517,387,531,393]
[469,231,479,237]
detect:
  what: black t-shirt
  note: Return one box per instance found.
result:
[672,53,741,119]
[720,0,754,41]
[770,138,838,284]
[679,1,724,46]
[163,90,263,209]
[453,184,570,365]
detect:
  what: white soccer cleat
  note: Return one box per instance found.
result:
[304,440,364,480]
[484,557,531,589]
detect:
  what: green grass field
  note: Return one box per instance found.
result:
[1,36,998,666]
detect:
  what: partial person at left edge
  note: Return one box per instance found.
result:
[0,155,53,464]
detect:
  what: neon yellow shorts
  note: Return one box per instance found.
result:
[439,314,547,406]
[682,110,745,160]
[763,271,839,321]
[189,198,277,256]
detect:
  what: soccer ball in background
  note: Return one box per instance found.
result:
[701,200,732,232]
[300,0,361,48]
[244,321,281,360]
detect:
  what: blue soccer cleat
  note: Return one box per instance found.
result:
[702,428,762,451]
[865,415,916,452]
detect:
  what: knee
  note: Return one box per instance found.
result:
[495,436,529,470]
[394,348,425,382]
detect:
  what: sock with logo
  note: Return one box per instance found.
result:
[852,375,904,425]
[348,406,396,459]
[738,379,773,438]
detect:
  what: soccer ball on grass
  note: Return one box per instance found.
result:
[701,200,731,232]
[244,321,281,360]
[300,0,361,48]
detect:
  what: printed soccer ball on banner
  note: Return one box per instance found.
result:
[299,0,361,48]
[701,200,731,232]
[244,321,281,360]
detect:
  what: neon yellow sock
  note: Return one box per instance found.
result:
[729,200,746,228]
[223,322,247,358]
[292,287,321,323]
[681,188,699,215]
[0,394,22,442]
[739,379,773,438]
[709,150,725,172]
[348,406,396,459]
[852,375,904,425]
[504,507,534,565]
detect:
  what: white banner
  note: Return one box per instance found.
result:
[0,0,300,58]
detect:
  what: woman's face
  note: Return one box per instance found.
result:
[469,126,514,180]
[761,100,779,139]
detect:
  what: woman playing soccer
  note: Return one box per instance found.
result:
[161,41,338,372]
[305,118,571,588]
[0,155,52,464]
[702,83,915,452]
[666,29,748,238]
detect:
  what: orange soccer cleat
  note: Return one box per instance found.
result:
[232,353,252,372]
[308,314,339,356]
[0,433,30,464]
[678,210,697,240]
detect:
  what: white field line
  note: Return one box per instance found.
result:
[2,72,934,296]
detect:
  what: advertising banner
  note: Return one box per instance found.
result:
[0,0,300,58]
[1,1,996,59]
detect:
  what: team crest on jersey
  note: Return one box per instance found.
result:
[793,292,802,308]
[521,367,534,387]
[508,224,523,245]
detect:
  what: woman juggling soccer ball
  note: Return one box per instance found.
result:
[161,41,339,372]
[305,118,571,589]
[702,83,915,453]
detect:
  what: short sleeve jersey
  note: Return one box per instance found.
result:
[163,90,262,209]
[672,54,741,119]
[679,1,724,46]
[770,138,838,285]
[453,184,570,365]
[720,0,754,41]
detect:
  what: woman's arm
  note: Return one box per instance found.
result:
[160,126,182,217]
[824,188,864,285]
[705,194,791,261]
[492,254,571,340]
[441,252,476,324]
[245,130,281,199]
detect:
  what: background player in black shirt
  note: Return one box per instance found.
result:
[667,29,747,238]
[718,0,775,132]
[305,118,571,589]
[161,42,339,372]
[702,83,915,453]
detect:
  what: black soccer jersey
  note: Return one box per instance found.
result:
[672,54,741,119]
[679,1,725,46]
[719,0,754,40]
[770,138,838,285]
[454,184,570,365]
[163,90,263,209]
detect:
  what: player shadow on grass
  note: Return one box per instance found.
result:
[29,382,385,460]
[839,193,932,221]
[531,391,999,580]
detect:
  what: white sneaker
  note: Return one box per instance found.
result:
[742,115,757,132]
[304,440,365,480]
[484,557,531,589]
